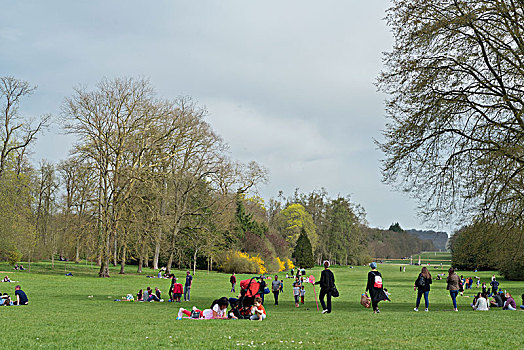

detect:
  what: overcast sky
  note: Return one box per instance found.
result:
[0,1,449,233]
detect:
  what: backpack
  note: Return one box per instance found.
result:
[373,274,383,288]
[417,276,426,288]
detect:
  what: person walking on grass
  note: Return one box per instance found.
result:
[184,270,192,302]
[366,262,389,314]
[272,275,281,305]
[315,260,335,314]
[413,267,432,312]
[446,268,461,311]
[230,273,236,293]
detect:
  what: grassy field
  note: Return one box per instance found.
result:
[0,260,522,349]
[380,251,452,265]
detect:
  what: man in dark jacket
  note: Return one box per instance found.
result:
[315,261,335,314]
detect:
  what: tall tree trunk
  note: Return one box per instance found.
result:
[75,240,80,264]
[119,245,126,274]
[193,249,198,275]
[51,253,54,268]
[153,236,161,270]
[137,255,143,273]
[166,251,174,274]
[113,233,118,266]
[98,233,111,277]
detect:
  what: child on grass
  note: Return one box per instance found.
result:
[293,282,300,307]
[250,297,266,321]
[300,285,306,304]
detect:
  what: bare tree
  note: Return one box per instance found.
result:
[378,0,524,226]
[0,76,49,179]
[62,77,182,277]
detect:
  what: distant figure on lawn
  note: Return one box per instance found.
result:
[2,276,10,282]
[184,271,193,302]
[137,289,144,301]
[520,294,524,310]
[14,285,28,305]
[315,260,335,314]
[490,278,499,296]
[271,275,280,305]
[413,267,432,312]
[171,277,183,302]
[446,268,461,311]
[230,273,236,293]
[366,262,389,314]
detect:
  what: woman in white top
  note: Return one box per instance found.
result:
[202,297,229,319]
[473,292,489,311]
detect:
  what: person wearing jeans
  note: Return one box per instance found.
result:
[184,271,192,302]
[413,267,432,312]
[446,268,461,311]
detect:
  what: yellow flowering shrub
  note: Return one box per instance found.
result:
[221,251,267,274]
[276,257,286,272]
[286,258,295,270]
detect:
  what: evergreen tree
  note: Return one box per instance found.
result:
[293,228,314,268]
[388,222,403,232]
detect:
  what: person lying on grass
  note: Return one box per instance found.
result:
[177,297,230,320]
[0,293,12,306]
[250,297,266,321]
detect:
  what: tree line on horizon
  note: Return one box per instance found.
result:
[0,75,440,277]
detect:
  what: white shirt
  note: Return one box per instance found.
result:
[474,297,489,311]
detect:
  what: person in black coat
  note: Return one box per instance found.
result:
[315,260,335,314]
[366,262,389,313]
[413,266,432,312]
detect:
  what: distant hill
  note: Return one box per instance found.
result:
[406,229,449,251]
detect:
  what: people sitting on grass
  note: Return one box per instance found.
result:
[520,294,524,310]
[2,276,11,282]
[250,297,266,321]
[137,289,144,301]
[14,285,28,305]
[472,292,489,311]
[146,287,161,302]
[503,292,517,311]
[490,291,504,308]
[155,287,162,300]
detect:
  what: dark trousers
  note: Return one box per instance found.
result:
[273,291,279,305]
[319,288,332,312]
[371,299,379,311]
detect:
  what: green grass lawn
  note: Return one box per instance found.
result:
[0,261,522,349]
[382,251,452,265]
